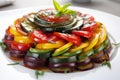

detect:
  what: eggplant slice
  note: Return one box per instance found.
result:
[9,48,27,60]
[76,62,95,71]
[49,56,77,73]
[76,57,94,71]
[49,62,76,73]
[24,55,48,69]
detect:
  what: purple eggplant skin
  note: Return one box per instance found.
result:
[91,43,112,63]
[24,55,48,69]
[76,57,94,71]
[104,43,112,54]
[76,62,95,71]
[76,57,91,66]
[24,61,40,69]
[90,50,110,63]
[3,39,13,50]
[90,50,104,62]
[4,34,14,41]
[3,34,14,50]
[94,53,109,63]
[49,62,76,73]
[9,48,27,59]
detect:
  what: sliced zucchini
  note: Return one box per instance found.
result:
[49,56,77,63]
[27,13,35,23]
[94,43,105,53]
[62,49,82,57]
[27,51,51,59]
[63,17,83,33]
[21,19,37,32]
[78,49,94,60]
[29,48,54,54]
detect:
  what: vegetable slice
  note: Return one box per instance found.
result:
[52,42,72,56]
[84,33,100,52]
[14,36,33,44]
[70,42,89,52]
[36,40,65,49]
[95,25,107,47]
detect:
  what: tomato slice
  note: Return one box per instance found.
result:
[29,30,48,43]
[46,16,69,23]
[54,32,81,46]
[38,9,69,23]
[11,41,32,51]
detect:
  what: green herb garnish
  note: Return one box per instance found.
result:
[0,41,7,51]
[102,61,111,69]
[7,62,19,65]
[53,0,77,16]
[64,68,69,74]
[112,42,120,47]
[35,70,44,79]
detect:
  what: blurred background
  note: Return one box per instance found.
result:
[0,0,120,16]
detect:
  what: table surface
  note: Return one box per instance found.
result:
[0,0,120,17]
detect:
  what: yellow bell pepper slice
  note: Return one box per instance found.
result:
[36,40,65,49]
[84,33,100,52]
[69,42,89,52]
[97,22,102,27]
[9,26,22,36]
[53,42,73,56]
[95,25,107,47]
[14,36,33,44]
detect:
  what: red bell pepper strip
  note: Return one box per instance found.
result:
[29,30,48,43]
[11,41,32,51]
[54,32,81,46]
[72,30,93,39]
[46,33,60,42]
[82,22,98,30]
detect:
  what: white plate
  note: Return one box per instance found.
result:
[0,6,120,80]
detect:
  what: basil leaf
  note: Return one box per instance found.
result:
[65,9,77,15]
[7,62,19,65]
[102,61,111,69]
[60,3,71,12]
[53,0,61,11]
[35,70,44,79]
[53,0,77,16]
[64,68,69,74]
[0,42,7,51]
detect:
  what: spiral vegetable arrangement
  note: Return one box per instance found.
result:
[1,0,112,73]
